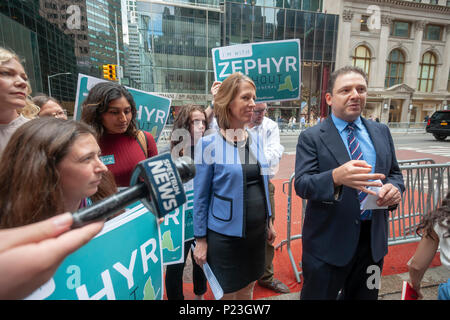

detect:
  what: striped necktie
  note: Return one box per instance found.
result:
[347,122,371,220]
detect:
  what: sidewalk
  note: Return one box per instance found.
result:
[181,249,448,300]
[279,128,426,136]
[258,265,449,300]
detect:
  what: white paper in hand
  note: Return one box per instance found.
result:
[203,262,224,300]
[191,243,224,300]
[360,179,388,210]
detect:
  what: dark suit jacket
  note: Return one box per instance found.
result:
[294,116,405,267]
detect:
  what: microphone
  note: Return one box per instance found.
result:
[72,153,195,227]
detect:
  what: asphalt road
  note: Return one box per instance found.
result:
[280,131,450,154]
[391,131,450,148]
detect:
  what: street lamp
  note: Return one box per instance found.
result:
[48,72,71,98]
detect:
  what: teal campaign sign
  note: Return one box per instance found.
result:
[26,202,164,300]
[183,180,194,241]
[73,74,171,141]
[212,39,301,103]
[158,180,195,264]
[159,206,184,265]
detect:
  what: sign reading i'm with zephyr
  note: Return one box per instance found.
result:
[212,39,301,103]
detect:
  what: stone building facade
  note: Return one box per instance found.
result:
[323,0,450,123]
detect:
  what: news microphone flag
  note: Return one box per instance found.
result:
[72,154,195,227]
[130,153,191,218]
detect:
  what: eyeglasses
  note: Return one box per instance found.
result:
[191,119,206,126]
[52,109,68,118]
[253,109,267,115]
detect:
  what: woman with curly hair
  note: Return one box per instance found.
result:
[407,192,450,299]
[81,82,158,187]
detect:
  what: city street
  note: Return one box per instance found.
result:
[158,130,450,179]
[281,131,450,156]
[274,131,450,181]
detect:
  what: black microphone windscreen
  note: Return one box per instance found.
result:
[174,156,196,183]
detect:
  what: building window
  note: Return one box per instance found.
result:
[390,21,411,38]
[385,49,405,88]
[424,24,443,41]
[417,51,437,92]
[429,0,438,4]
[360,15,369,32]
[352,45,371,77]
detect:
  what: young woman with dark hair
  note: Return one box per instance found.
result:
[407,192,450,299]
[165,105,208,300]
[170,104,209,158]
[81,82,158,187]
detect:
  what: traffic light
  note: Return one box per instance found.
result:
[102,64,118,81]
[102,64,111,80]
[110,64,117,81]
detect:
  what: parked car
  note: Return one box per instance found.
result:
[426,110,450,141]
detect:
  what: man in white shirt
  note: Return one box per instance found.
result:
[248,103,289,294]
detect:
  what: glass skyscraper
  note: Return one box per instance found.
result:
[0,0,124,112]
[133,0,338,121]
[137,1,221,95]
[223,0,338,120]
[0,0,77,103]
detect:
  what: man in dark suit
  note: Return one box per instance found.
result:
[294,66,405,300]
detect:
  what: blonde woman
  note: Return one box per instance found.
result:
[0,47,31,155]
[193,73,275,300]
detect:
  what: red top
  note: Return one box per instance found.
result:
[99,131,158,187]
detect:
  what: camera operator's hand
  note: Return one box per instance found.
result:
[0,213,104,300]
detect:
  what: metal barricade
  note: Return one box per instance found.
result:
[389,162,450,245]
[398,158,435,166]
[275,172,304,283]
[276,159,450,283]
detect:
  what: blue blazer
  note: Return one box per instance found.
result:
[294,116,405,266]
[193,130,272,238]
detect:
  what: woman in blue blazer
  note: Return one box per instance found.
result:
[193,73,274,300]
